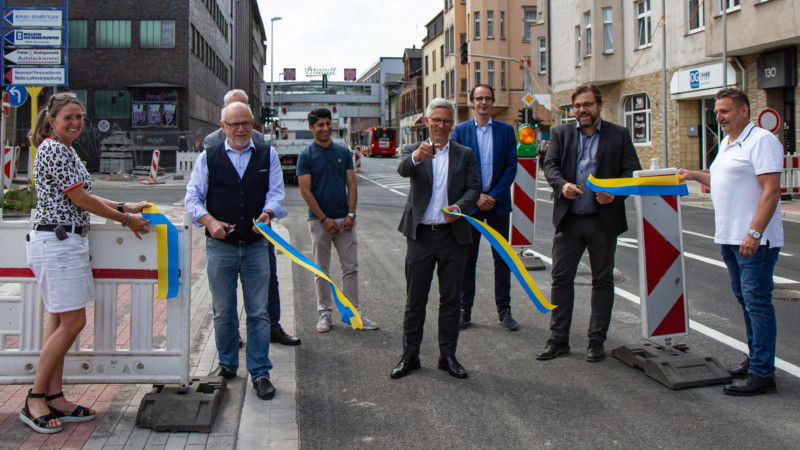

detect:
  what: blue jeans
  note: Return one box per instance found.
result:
[720,244,780,378]
[207,237,272,382]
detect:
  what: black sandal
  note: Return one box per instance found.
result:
[45,392,97,423]
[19,389,63,434]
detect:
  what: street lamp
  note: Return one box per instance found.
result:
[270,16,282,142]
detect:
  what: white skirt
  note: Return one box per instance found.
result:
[26,230,96,313]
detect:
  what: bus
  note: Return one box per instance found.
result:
[361,127,397,157]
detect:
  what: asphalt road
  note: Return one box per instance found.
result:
[93,157,800,449]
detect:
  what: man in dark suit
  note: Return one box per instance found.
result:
[391,98,481,380]
[539,85,641,363]
[451,84,518,331]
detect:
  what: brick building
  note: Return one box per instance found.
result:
[5,0,264,170]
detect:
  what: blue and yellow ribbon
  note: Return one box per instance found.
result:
[254,221,363,329]
[442,209,555,314]
[142,205,180,299]
[586,174,689,196]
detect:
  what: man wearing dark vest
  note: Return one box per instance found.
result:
[185,102,285,400]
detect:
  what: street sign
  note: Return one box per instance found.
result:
[2,91,10,116]
[6,84,27,106]
[3,10,63,27]
[4,29,62,46]
[521,92,534,107]
[5,67,65,85]
[4,48,61,65]
[758,108,780,134]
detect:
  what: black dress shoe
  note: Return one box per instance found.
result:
[390,355,421,379]
[498,310,518,331]
[437,355,468,379]
[723,373,776,396]
[270,327,302,346]
[728,356,749,379]
[536,341,570,361]
[586,341,606,362]
[253,378,276,400]
[459,310,471,330]
[209,366,236,379]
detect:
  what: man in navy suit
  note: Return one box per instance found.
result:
[539,85,641,363]
[451,84,519,331]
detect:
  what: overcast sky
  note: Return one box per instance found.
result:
[256,0,444,82]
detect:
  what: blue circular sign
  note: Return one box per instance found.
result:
[6,84,28,107]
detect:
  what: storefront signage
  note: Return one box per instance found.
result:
[4,67,65,85]
[3,48,61,65]
[757,48,796,89]
[670,62,736,95]
[4,29,61,46]
[304,66,336,77]
[3,10,63,28]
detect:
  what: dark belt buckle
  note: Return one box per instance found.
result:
[431,223,448,231]
[80,226,89,237]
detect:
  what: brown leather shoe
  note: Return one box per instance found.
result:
[536,341,570,360]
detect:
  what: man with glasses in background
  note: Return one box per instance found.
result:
[539,85,641,363]
[451,84,519,332]
[204,89,301,347]
[185,101,284,400]
[391,98,480,380]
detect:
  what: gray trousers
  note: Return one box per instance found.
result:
[549,213,617,345]
[309,218,360,315]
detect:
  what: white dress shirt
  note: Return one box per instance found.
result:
[418,140,450,224]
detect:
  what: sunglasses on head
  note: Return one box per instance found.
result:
[47,92,78,111]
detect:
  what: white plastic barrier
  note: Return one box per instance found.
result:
[781,155,799,195]
[0,213,192,386]
[176,151,196,177]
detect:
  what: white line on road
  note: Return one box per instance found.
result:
[531,250,800,379]
[682,229,791,257]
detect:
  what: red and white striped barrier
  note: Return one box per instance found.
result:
[2,145,18,190]
[781,155,799,195]
[352,148,362,173]
[634,168,689,346]
[140,149,165,185]
[510,158,537,247]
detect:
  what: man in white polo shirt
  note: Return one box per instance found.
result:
[679,87,783,396]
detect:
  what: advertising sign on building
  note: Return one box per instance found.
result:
[3,48,61,65]
[1,6,67,87]
[757,49,797,89]
[3,10,63,27]
[4,67,65,85]
[669,62,737,96]
[283,68,295,81]
[344,68,356,81]
[4,29,62,46]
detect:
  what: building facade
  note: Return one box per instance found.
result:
[422,12,446,109]
[399,47,424,148]
[6,0,264,170]
[532,0,798,170]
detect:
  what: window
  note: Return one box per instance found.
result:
[445,28,450,54]
[140,20,175,48]
[433,84,436,98]
[425,55,429,75]
[487,61,495,89]
[522,7,537,42]
[132,90,178,128]
[500,61,506,89]
[487,11,494,39]
[538,38,547,73]
[584,12,592,57]
[688,0,704,32]
[718,0,741,13]
[574,26,581,67]
[68,20,87,48]
[440,44,444,66]
[500,11,505,39]
[603,8,613,53]
[441,80,445,99]
[475,61,481,85]
[96,20,131,48]
[450,24,455,53]
[560,105,576,125]
[474,11,480,39]
[623,94,651,144]
[95,90,130,118]
[635,0,652,49]
[425,87,429,106]
[461,78,468,95]
[432,51,436,72]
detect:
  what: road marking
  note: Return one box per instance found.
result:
[358,174,407,197]
[682,229,791,257]
[531,250,800,379]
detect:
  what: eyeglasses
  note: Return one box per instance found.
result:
[473,96,494,103]
[47,92,78,111]
[223,120,254,129]
[573,101,597,110]
[429,118,455,126]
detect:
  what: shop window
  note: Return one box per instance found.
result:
[132,90,178,128]
[623,93,651,144]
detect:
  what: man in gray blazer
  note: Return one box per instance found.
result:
[391,98,480,380]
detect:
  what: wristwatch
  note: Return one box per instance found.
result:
[117,202,125,213]
[348,213,356,219]
[748,229,761,240]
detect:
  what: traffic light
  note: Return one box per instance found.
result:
[518,108,527,123]
[460,42,468,65]
[517,124,537,157]
[260,105,269,125]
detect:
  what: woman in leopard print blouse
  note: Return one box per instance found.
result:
[19,93,151,434]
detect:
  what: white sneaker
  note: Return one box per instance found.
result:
[316,313,332,333]
[347,313,379,330]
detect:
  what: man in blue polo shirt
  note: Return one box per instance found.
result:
[296,108,379,333]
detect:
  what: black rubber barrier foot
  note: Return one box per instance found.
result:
[612,342,733,390]
[136,376,227,432]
